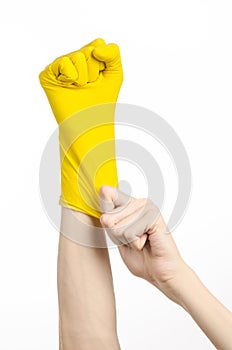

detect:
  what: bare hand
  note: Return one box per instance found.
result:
[99,186,187,301]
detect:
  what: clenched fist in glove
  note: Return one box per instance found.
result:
[39,38,123,218]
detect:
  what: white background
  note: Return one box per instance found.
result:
[0,0,232,349]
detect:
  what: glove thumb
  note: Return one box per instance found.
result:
[93,44,122,72]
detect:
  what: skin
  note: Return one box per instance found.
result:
[58,209,121,350]
[100,185,232,350]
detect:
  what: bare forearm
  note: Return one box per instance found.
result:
[170,265,232,350]
[58,209,120,350]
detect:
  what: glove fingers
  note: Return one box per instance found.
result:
[40,39,121,87]
[63,38,106,62]
[50,54,89,86]
[80,46,105,70]
[69,52,88,86]
[81,38,106,49]
[93,43,122,72]
[51,57,78,83]
[39,57,76,86]
[81,38,106,72]
[79,46,105,82]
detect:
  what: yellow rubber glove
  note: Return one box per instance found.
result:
[39,38,123,218]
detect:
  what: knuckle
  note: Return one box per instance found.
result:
[100,214,115,228]
[100,214,108,226]
[151,202,160,215]
[147,207,161,228]
[71,51,85,63]
[138,198,147,206]
[112,43,120,52]
[94,38,105,46]
[59,56,71,66]
[143,198,159,211]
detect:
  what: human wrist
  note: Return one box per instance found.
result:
[152,261,197,307]
[165,263,201,309]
